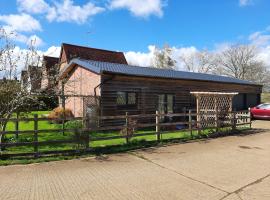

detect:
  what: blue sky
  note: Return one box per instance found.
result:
[0,0,270,67]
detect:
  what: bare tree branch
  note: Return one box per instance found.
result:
[179,50,216,73]
[152,44,176,70]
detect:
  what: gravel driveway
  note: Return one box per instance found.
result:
[0,120,270,200]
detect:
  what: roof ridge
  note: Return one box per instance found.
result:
[62,43,124,54]
[43,55,59,58]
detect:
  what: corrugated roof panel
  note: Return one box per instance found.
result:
[68,58,258,85]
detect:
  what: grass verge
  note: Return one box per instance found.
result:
[0,126,251,166]
[262,93,270,103]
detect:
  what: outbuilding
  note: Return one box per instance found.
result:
[59,58,262,119]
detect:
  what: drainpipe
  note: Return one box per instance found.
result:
[93,74,114,120]
[94,74,114,97]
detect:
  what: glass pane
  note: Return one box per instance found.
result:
[158,94,165,114]
[263,104,270,109]
[167,95,174,113]
[128,93,136,105]
[258,104,269,109]
[117,92,126,105]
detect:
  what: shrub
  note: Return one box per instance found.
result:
[37,95,58,110]
[48,107,74,123]
[65,120,83,129]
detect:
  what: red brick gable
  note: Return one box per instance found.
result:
[59,43,127,65]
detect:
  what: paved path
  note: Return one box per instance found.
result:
[0,120,270,200]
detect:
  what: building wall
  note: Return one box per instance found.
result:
[100,73,262,117]
[63,65,100,117]
[40,65,48,90]
[59,48,68,72]
[233,93,261,110]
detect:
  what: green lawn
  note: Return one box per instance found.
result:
[4,111,200,152]
[262,93,270,103]
[0,111,250,166]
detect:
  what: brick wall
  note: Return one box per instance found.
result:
[63,65,100,117]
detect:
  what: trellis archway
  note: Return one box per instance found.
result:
[190,92,238,128]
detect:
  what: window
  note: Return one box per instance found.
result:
[116,92,126,105]
[258,103,270,109]
[167,94,174,114]
[117,92,137,107]
[158,94,175,114]
[128,93,136,105]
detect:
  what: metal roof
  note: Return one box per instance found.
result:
[62,58,259,86]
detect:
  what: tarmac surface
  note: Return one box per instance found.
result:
[0,120,270,200]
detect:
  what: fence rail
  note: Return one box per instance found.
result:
[0,110,251,158]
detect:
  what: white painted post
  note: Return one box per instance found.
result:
[156,110,160,142]
[248,107,252,129]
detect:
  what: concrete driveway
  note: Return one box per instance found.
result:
[0,120,270,200]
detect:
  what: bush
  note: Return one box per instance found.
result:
[37,95,58,110]
[65,120,83,129]
[48,107,74,123]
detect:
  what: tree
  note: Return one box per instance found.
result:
[0,28,42,150]
[179,50,216,73]
[152,44,176,70]
[215,45,263,79]
[214,44,270,89]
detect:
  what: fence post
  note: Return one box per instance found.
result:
[196,96,202,135]
[248,108,252,129]
[61,82,66,109]
[197,113,202,136]
[215,97,219,132]
[125,112,129,144]
[156,110,160,142]
[189,110,193,138]
[232,112,236,131]
[15,112,19,139]
[84,115,90,150]
[33,114,39,158]
[61,82,66,136]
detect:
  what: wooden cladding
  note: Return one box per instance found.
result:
[100,73,261,117]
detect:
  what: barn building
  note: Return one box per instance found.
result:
[59,52,262,119]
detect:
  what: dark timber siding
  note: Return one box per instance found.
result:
[100,73,262,117]
[233,93,260,110]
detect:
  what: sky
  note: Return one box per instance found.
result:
[0,0,270,70]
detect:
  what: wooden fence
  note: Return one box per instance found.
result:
[0,110,251,158]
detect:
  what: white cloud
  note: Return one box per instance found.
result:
[213,42,232,52]
[1,26,44,47]
[0,45,61,79]
[257,46,270,66]
[17,0,105,24]
[109,0,164,18]
[47,0,105,24]
[239,0,252,6]
[249,31,270,47]
[27,35,44,47]
[247,28,270,67]
[0,46,40,78]
[43,46,61,57]
[1,25,28,43]
[124,45,199,71]
[171,46,198,70]
[17,0,49,14]
[0,13,41,32]
[249,30,270,65]
[125,45,155,67]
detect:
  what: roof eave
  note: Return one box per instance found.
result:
[101,71,262,87]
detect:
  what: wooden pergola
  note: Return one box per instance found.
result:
[190,92,238,129]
